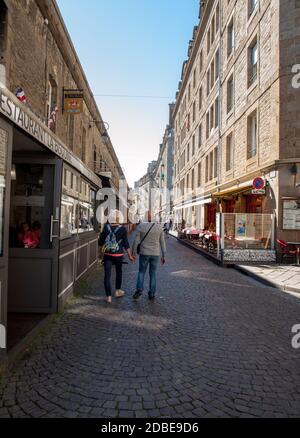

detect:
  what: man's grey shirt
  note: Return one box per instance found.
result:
[132,222,166,257]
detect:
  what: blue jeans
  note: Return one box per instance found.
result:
[103,255,123,297]
[136,255,159,296]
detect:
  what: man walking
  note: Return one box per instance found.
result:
[132,220,166,302]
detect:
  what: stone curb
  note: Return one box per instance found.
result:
[235,265,300,294]
[169,233,223,265]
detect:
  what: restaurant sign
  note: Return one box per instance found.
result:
[63,89,84,114]
[0,86,100,187]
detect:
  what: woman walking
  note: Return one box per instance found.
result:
[99,211,135,304]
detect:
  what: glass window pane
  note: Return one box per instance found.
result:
[60,195,78,239]
[9,164,52,249]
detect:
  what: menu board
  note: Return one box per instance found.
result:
[283,200,300,230]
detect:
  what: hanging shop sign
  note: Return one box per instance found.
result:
[0,86,100,187]
[63,89,84,114]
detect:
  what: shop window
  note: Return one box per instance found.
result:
[60,194,79,239]
[9,164,53,250]
[247,110,258,159]
[60,166,96,239]
[0,127,7,257]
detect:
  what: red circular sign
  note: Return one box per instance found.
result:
[253,177,265,190]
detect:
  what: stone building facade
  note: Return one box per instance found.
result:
[152,103,175,223]
[134,161,157,223]
[0,0,127,360]
[173,0,300,244]
[0,0,124,189]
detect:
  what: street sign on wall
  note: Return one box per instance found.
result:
[253,177,265,190]
[252,189,266,195]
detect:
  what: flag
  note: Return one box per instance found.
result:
[48,106,59,129]
[15,87,27,103]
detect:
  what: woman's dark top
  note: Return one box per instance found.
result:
[99,223,130,257]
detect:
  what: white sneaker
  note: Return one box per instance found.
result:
[115,290,125,298]
[107,296,112,304]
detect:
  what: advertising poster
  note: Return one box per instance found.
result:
[236,214,247,238]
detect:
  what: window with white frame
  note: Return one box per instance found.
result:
[227,75,234,113]
[227,18,235,57]
[248,37,258,86]
[247,111,258,159]
[249,0,258,17]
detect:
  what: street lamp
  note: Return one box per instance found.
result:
[89,120,110,144]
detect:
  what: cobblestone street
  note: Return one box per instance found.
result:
[0,238,300,418]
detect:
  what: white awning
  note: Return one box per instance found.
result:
[174,197,212,211]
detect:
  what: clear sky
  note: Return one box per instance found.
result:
[57,0,199,187]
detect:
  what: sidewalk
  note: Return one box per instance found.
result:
[236,264,300,294]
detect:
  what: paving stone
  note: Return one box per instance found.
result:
[0,239,300,418]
